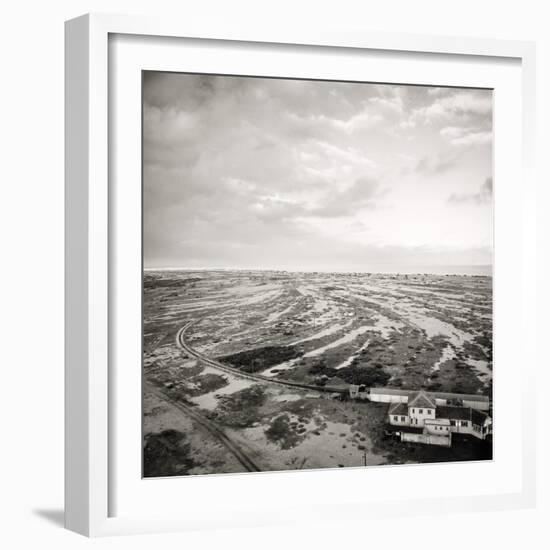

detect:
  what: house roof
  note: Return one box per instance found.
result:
[431,391,489,404]
[471,409,490,426]
[408,391,436,409]
[388,402,409,416]
[436,406,472,421]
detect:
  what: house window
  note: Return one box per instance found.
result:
[461,420,468,427]
[401,416,406,422]
[427,409,432,415]
[393,416,398,421]
[411,408,414,413]
[419,409,423,414]
[450,420,456,426]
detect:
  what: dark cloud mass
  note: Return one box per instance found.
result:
[143,73,493,270]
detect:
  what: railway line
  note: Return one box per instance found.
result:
[145,381,261,472]
[176,319,347,395]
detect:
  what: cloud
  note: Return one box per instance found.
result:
[368,87,404,114]
[309,177,384,218]
[440,126,492,147]
[449,131,492,147]
[143,73,493,270]
[349,220,369,232]
[411,152,461,175]
[427,87,446,97]
[248,196,307,222]
[242,177,384,221]
[404,89,492,128]
[436,92,492,116]
[332,109,384,133]
[440,126,467,139]
[448,177,493,204]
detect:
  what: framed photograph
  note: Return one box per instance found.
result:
[65,13,537,536]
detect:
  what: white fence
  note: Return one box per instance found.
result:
[400,432,451,447]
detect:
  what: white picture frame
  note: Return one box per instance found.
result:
[65,13,537,537]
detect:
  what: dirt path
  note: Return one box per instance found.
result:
[144,381,261,472]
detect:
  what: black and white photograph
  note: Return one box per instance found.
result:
[142,72,493,478]
[2,0,546,544]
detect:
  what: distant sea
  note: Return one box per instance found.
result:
[353,264,493,276]
[145,264,492,276]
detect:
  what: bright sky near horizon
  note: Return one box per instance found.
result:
[143,72,492,272]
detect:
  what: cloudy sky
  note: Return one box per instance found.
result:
[143,72,492,272]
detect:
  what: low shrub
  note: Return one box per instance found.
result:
[337,365,390,386]
[264,414,303,449]
[218,346,300,373]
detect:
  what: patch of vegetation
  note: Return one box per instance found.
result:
[437,359,484,394]
[143,429,198,477]
[264,413,304,449]
[143,276,201,290]
[185,373,228,396]
[468,337,492,361]
[210,385,266,427]
[372,333,450,390]
[281,398,317,419]
[218,346,301,373]
[308,361,338,378]
[336,365,391,386]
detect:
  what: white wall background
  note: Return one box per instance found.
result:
[0,1,547,548]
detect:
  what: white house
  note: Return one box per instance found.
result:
[407,391,437,427]
[387,390,492,444]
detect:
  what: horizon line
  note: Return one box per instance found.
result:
[143,265,492,276]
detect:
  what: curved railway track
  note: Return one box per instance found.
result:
[176,319,347,395]
[145,381,261,473]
